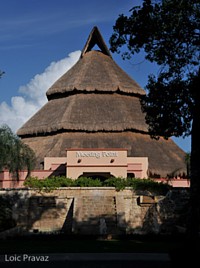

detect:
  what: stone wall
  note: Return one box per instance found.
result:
[0,188,189,236]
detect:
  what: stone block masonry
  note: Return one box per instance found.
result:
[73,196,117,234]
[0,188,189,236]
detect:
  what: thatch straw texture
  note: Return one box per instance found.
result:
[46,51,145,99]
[17,93,148,136]
[81,26,112,58]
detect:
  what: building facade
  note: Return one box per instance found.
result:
[0,27,189,188]
[45,148,148,179]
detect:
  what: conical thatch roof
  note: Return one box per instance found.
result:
[17,26,186,177]
[46,50,145,98]
[46,27,144,99]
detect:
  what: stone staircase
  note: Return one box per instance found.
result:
[73,195,118,235]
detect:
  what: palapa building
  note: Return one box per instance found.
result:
[16,27,187,182]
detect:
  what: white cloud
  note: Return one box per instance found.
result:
[0,50,81,133]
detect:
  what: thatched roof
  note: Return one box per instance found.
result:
[21,132,186,178]
[81,26,112,58]
[17,93,148,136]
[17,26,187,177]
[18,26,147,137]
[46,27,145,99]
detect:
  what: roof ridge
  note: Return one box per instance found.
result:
[81,26,112,58]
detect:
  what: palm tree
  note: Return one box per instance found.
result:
[0,125,36,180]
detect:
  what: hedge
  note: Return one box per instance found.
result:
[24,176,172,195]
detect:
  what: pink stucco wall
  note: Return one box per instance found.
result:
[154,178,190,188]
[0,170,57,188]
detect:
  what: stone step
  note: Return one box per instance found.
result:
[72,196,118,234]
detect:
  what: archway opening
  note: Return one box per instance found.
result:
[78,172,114,182]
[127,173,135,178]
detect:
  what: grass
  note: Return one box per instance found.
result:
[0,234,187,254]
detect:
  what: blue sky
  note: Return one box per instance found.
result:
[0,0,191,152]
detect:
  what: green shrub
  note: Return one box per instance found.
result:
[24,176,75,191]
[126,177,172,195]
[44,176,75,188]
[104,177,126,191]
[74,177,103,187]
[24,176,171,195]
[24,177,44,189]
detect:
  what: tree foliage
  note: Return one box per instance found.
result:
[0,125,36,180]
[110,0,199,138]
[110,0,200,240]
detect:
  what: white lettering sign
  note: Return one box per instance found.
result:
[76,151,118,158]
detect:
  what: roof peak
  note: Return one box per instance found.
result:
[81,26,112,58]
